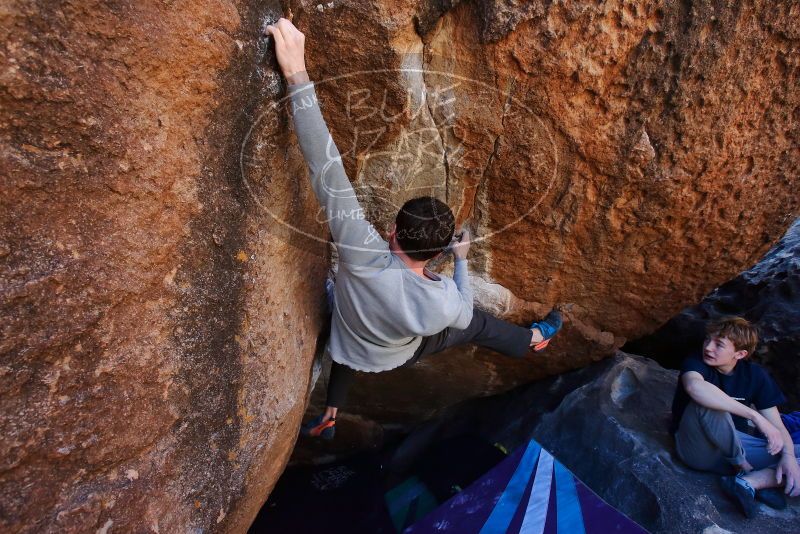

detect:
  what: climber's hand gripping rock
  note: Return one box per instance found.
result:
[451,228,471,260]
[264,17,309,85]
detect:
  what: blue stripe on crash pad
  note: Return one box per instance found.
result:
[554,460,586,534]
[479,440,542,534]
[519,448,554,534]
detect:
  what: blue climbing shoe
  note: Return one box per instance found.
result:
[755,487,787,510]
[721,474,758,518]
[300,413,336,440]
[529,310,562,352]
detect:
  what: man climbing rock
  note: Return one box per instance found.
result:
[264,18,562,440]
[671,316,800,517]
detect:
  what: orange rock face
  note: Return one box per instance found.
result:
[2,0,798,532]
[1,1,326,532]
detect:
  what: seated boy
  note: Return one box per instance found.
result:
[670,316,800,517]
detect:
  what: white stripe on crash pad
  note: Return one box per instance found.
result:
[519,448,554,534]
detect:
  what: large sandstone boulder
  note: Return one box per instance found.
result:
[2,1,798,532]
[1,1,328,532]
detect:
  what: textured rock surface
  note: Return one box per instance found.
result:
[389,353,800,533]
[627,218,800,409]
[423,0,800,362]
[2,1,799,532]
[1,1,328,532]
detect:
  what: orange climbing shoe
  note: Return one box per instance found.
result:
[532,339,551,351]
[300,414,336,440]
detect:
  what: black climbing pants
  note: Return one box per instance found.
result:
[325,308,533,408]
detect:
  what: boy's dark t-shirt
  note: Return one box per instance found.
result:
[671,352,786,434]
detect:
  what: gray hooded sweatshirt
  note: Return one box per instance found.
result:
[289,82,473,372]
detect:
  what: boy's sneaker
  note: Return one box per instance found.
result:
[300,414,335,440]
[721,474,758,518]
[529,310,563,352]
[755,487,787,510]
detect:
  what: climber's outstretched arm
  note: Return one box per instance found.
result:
[265,18,388,267]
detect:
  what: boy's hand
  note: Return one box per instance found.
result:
[776,454,800,497]
[752,413,783,455]
[452,228,471,260]
[264,18,308,84]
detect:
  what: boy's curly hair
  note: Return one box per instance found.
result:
[706,316,759,357]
